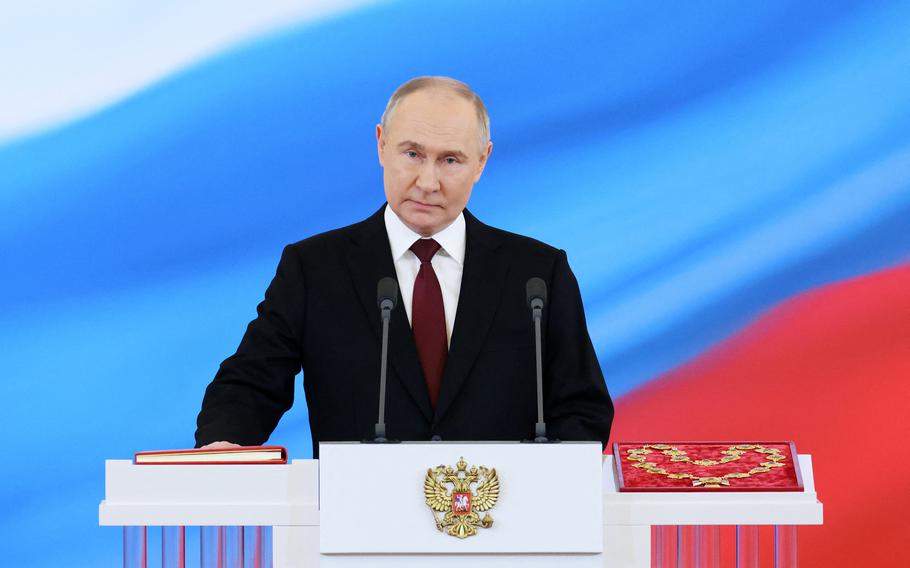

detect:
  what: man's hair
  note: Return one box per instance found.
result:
[380,76,491,151]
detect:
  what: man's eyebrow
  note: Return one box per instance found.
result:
[444,149,469,160]
[396,140,425,151]
[396,141,469,159]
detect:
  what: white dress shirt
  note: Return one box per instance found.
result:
[384,204,465,346]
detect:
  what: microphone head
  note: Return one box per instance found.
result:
[526,277,547,308]
[377,277,399,310]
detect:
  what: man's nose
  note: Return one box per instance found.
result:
[416,159,440,192]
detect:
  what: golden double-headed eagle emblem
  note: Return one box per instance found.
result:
[424,457,500,539]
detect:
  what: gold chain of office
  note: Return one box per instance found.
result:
[625,444,787,488]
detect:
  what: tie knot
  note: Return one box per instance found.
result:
[410,238,442,263]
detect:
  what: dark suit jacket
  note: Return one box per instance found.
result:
[195,206,613,455]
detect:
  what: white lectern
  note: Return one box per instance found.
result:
[99,442,822,567]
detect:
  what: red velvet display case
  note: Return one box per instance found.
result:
[613,441,803,492]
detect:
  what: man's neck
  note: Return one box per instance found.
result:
[383,204,466,264]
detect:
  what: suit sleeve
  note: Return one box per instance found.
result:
[194,245,305,447]
[543,249,614,446]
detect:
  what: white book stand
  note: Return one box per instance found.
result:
[100,441,822,567]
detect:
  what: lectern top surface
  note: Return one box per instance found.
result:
[320,440,602,445]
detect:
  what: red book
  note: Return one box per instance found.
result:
[134,445,287,465]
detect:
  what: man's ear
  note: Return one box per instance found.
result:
[376,124,385,166]
[474,141,493,183]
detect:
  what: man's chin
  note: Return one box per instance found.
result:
[400,211,442,237]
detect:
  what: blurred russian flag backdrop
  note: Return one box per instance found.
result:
[1,1,908,566]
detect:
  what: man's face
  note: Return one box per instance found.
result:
[377,89,492,236]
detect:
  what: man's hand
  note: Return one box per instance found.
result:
[200,441,243,450]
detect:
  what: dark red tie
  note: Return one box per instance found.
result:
[410,238,447,408]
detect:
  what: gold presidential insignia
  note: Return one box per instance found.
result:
[424,457,500,539]
[625,444,787,488]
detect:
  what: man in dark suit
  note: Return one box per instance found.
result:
[195,77,613,454]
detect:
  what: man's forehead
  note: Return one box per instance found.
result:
[390,91,477,128]
[393,116,470,140]
[386,103,481,153]
[396,87,473,115]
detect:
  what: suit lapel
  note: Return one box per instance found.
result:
[345,206,434,424]
[433,210,508,427]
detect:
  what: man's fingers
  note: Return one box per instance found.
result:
[200,441,243,450]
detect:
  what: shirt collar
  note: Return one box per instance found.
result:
[384,203,466,265]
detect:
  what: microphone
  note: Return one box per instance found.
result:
[526,277,547,311]
[377,276,398,312]
[524,277,556,443]
[371,277,399,443]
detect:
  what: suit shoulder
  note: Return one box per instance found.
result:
[483,224,563,259]
[266,212,383,276]
[283,214,377,257]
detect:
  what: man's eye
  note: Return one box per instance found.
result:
[405,150,420,159]
[444,157,459,165]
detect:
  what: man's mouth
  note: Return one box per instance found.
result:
[408,199,440,209]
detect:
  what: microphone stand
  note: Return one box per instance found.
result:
[531,298,548,442]
[367,277,400,444]
[523,277,559,444]
[374,297,393,442]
